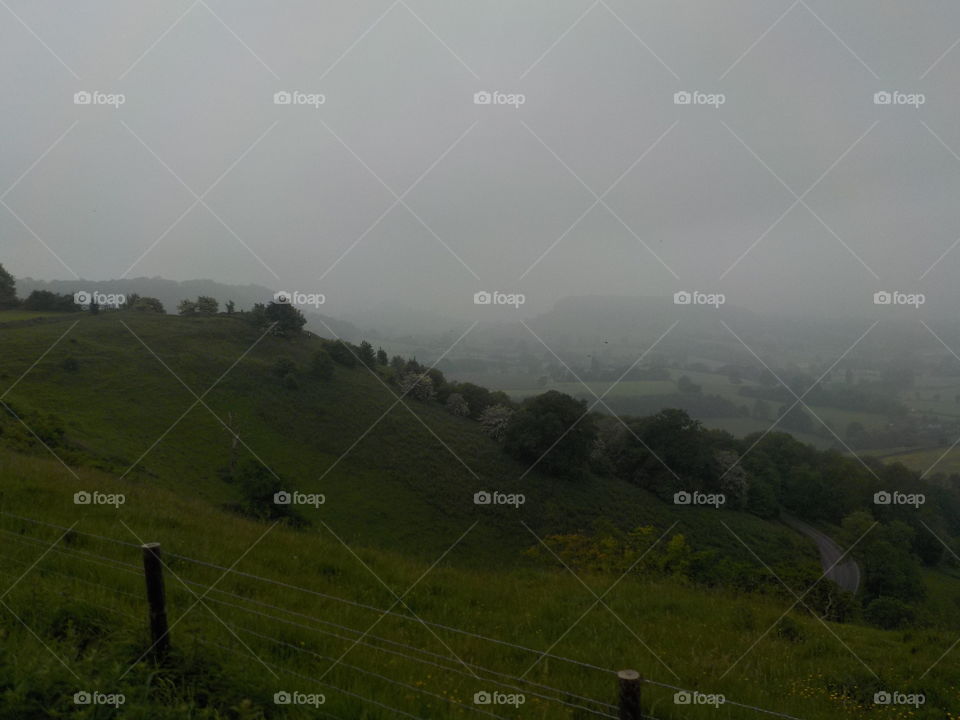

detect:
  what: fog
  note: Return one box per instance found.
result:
[4,1,960,323]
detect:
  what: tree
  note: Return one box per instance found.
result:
[390,355,405,372]
[196,296,219,315]
[22,290,77,312]
[446,393,469,417]
[607,409,718,498]
[178,299,198,316]
[225,300,236,314]
[358,340,376,368]
[399,372,434,401]
[0,264,16,308]
[263,301,306,336]
[311,350,335,380]
[132,296,166,313]
[503,391,596,479]
[376,347,388,366]
[479,404,513,441]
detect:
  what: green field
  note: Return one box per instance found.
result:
[868,446,960,477]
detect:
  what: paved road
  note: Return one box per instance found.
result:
[782,515,860,593]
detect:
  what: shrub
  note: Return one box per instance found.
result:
[132,296,166,313]
[865,597,916,629]
[446,393,469,417]
[479,404,513,441]
[400,372,435,401]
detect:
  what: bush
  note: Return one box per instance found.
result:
[400,372,435,401]
[445,393,469,417]
[132,296,166,313]
[479,404,513,441]
[231,460,299,523]
[864,597,916,629]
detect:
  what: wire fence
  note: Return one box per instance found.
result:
[0,510,808,720]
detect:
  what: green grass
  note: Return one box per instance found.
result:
[868,446,960,477]
[2,450,960,719]
[0,311,811,567]
[2,310,960,718]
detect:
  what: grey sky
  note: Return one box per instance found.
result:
[3,1,960,321]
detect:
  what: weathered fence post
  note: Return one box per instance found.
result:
[141,542,170,657]
[617,669,642,720]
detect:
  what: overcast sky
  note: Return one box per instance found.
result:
[3,1,960,321]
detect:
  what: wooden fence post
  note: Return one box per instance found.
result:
[617,669,642,720]
[141,542,170,657]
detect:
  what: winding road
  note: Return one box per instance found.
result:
[782,515,860,593]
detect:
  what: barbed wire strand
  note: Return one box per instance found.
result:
[230,624,514,720]
[198,592,617,718]
[197,636,430,720]
[0,510,807,720]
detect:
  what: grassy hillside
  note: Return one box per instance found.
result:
[1,450,959,719]
[2,310,959,718]
[0,310,811,568]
